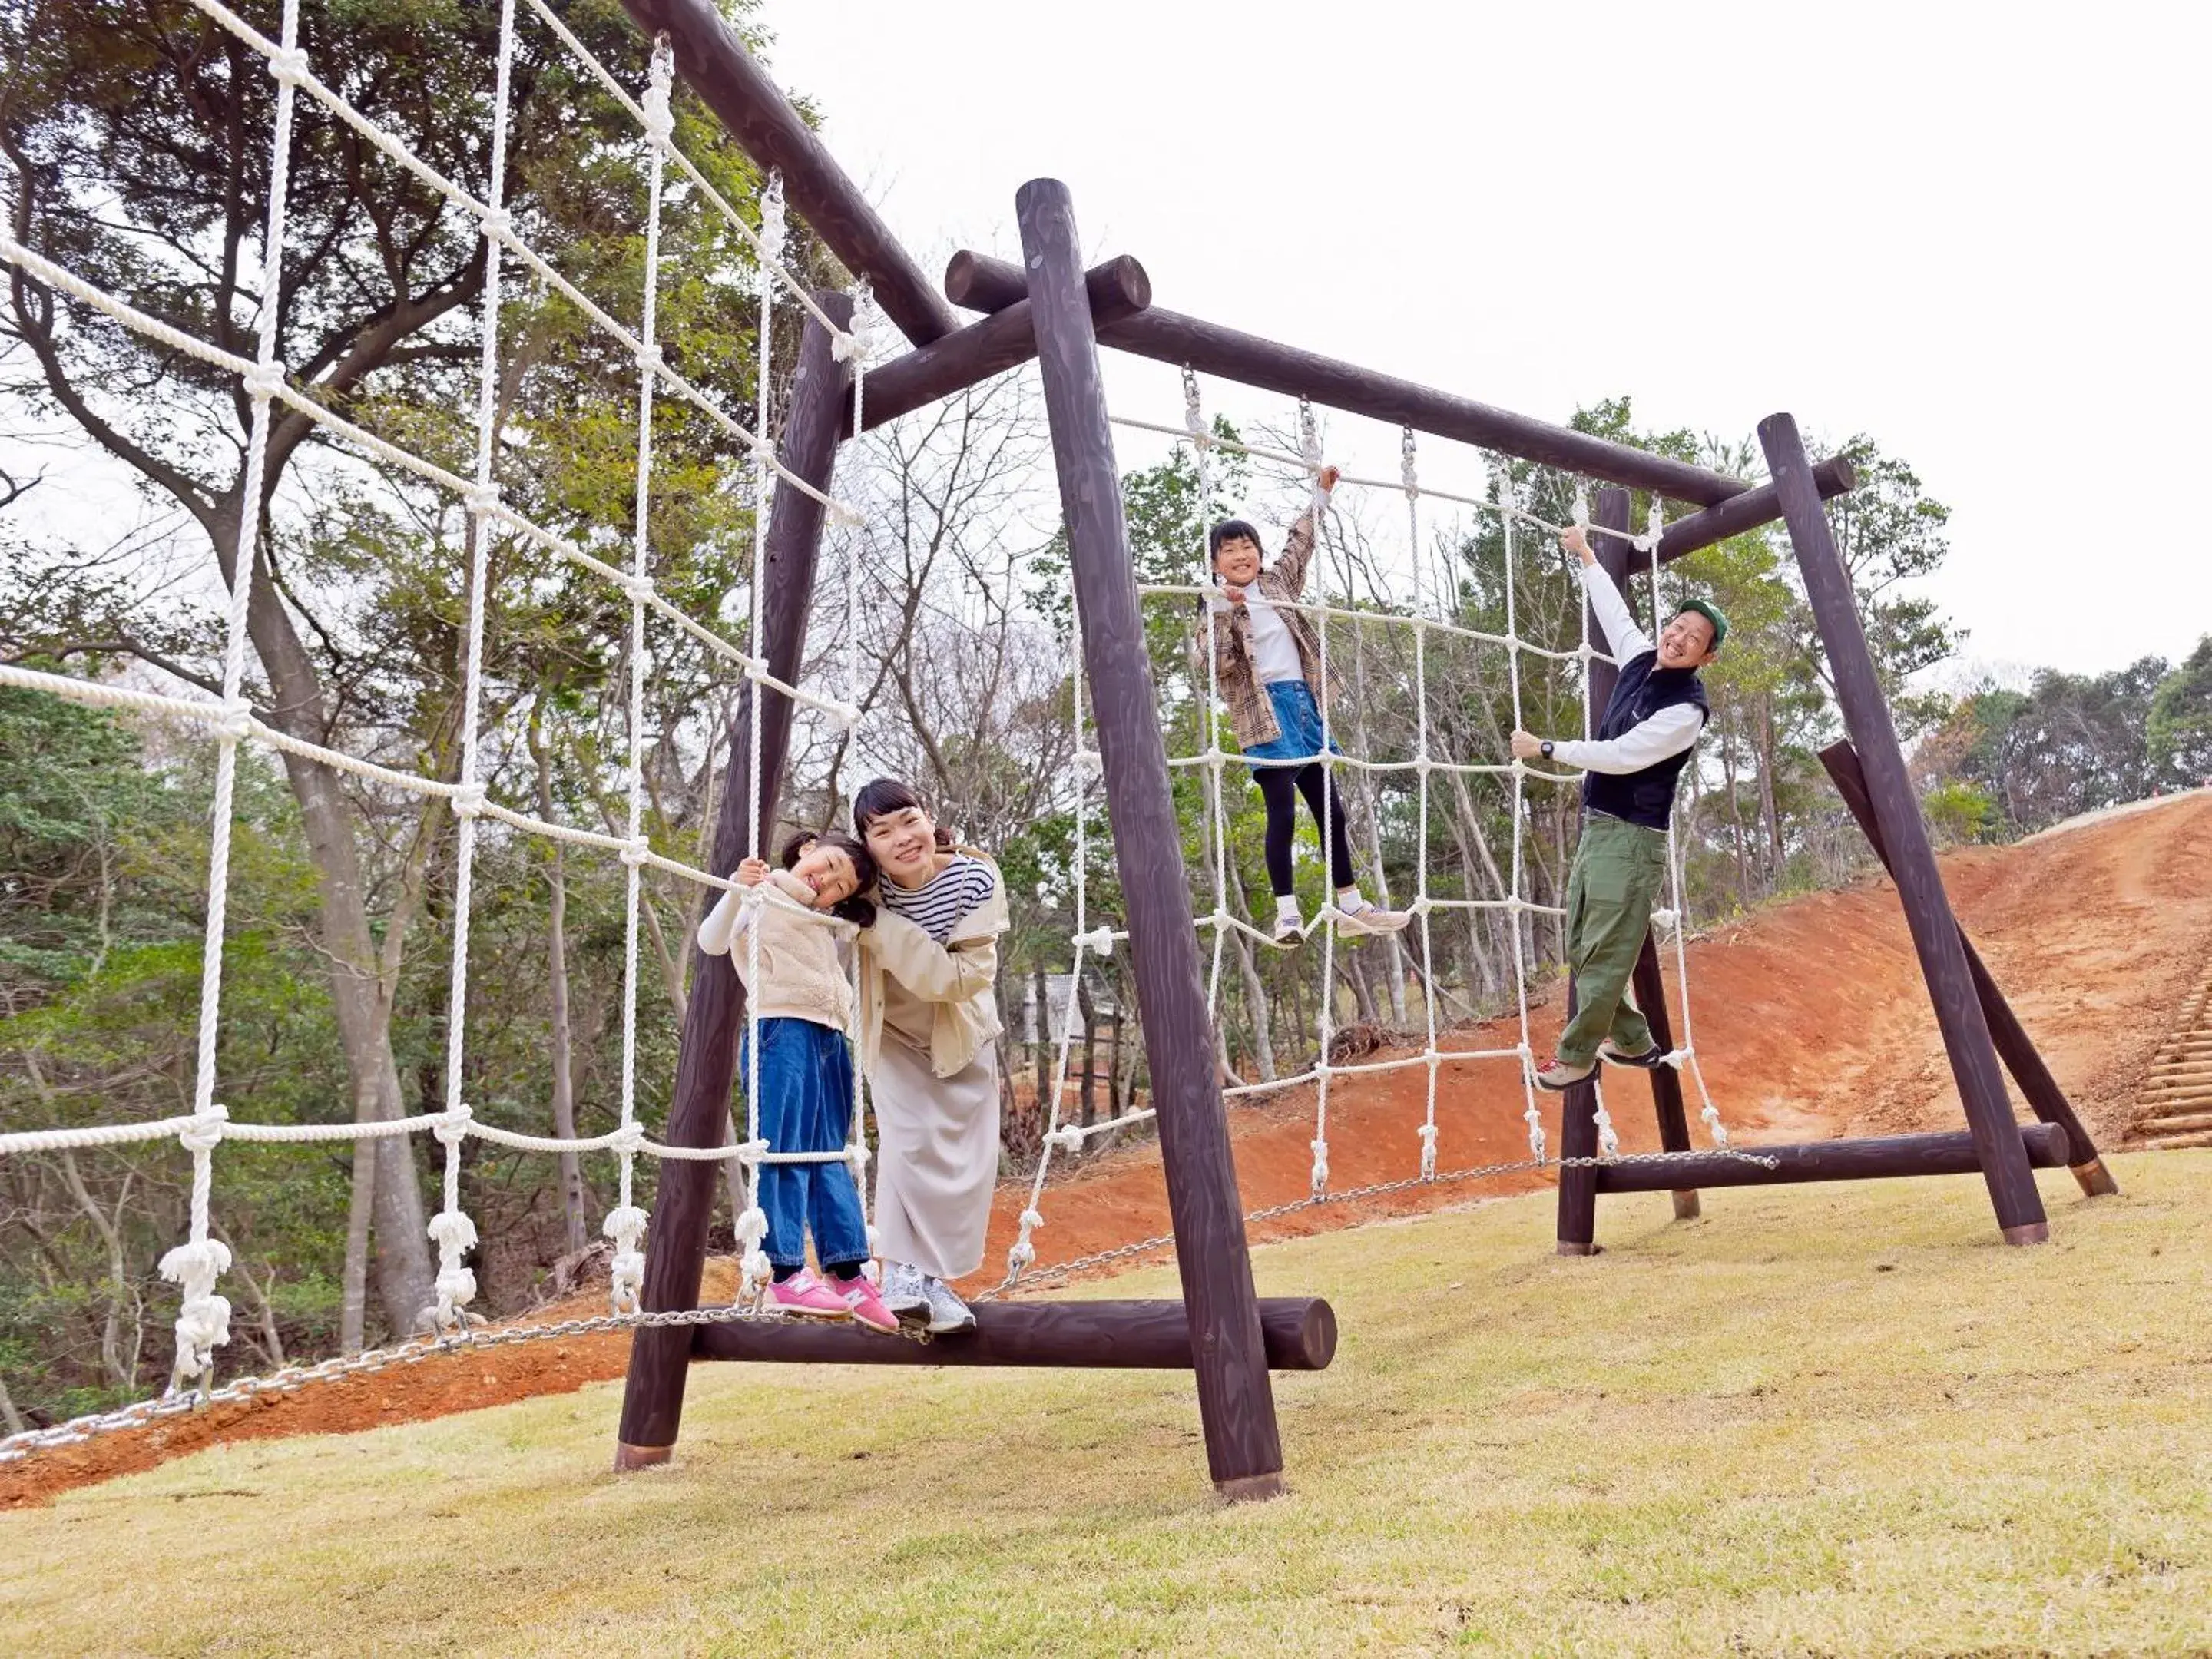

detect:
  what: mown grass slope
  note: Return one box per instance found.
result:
[5,1154,2209,1656]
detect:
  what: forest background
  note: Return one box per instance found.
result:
[2,0,2208,1431]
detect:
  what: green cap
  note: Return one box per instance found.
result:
[1676,598,1728,652]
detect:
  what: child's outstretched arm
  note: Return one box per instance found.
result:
[1271,465,1339,599]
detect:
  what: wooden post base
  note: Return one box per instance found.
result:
[2001,1222,2051,1247]
[2071,1157,2121,1197]
[1555,1241,1601,1257]
[1215,1471,1289,1504]
[612,1442,673,1473]
[1671,1191,1702,1220]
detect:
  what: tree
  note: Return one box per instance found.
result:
[2,0,800,1343]
[2149,636,2212,784]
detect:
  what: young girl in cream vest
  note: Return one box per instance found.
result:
[698,830,898,1332]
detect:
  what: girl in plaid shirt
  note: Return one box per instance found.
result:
[1200,466,1412,946]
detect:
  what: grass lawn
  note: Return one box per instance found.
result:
[5,1153,2209,1657]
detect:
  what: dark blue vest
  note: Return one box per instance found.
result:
[1581,651,1708,830]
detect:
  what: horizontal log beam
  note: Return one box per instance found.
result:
[942,250,1750,505]
[614,0,959,346]
[690,1295,1336,1370]
[846,256,1151,435]
[1651,455,1857,565]
[1591,1123,2069,1194]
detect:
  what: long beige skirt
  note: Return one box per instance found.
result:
[868,1033,1000,1281]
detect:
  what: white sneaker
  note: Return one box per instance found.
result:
[1333,904,1412,939]
[1271,911,1303,946]
[920,1276,977,1336]
[879,1260,927,1320]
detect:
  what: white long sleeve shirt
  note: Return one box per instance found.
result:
[1207,586,1304,684]
[1548,563,1704,777]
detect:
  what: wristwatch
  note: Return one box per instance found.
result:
[1540,740,1555,760]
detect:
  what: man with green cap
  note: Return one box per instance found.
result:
[1509,523,1727,1091]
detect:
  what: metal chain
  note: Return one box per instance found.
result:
[0,1297,931,1465]
[981,1144,1780,1299]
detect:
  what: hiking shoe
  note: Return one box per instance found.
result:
[767,1270,850,1320]
[878,1260,929,1323]
[1333,904,1412,939]
[1533,1055,1596,1091]
[1599,1038,1666,1070]
[920,1275,978,1336]
[1271,913,1303,947]
[833,1272,902,1334]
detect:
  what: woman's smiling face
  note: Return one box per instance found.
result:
[861,804,937,888]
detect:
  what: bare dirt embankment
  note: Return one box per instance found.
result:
[8,792,2209,1508]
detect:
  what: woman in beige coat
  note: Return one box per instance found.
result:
[852,778,1009,1335]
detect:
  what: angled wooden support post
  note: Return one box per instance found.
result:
[1760,413,2048,1245]
[613,291,853,1472]
[1017,176,1287,1501]
[1819,740,2118,1197]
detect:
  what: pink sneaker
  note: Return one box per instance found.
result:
[832,1271,901,1334]
[767,1270,850,1320]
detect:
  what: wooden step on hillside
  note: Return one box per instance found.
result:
[2129,963,2212,1148]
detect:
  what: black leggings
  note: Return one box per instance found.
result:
[1255,763,1356,897]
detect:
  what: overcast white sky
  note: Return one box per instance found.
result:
[763,0,2210,680]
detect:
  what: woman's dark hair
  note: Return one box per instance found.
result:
[778,828,878,927]
[852,777,954,851]
[1208,518,1264,567]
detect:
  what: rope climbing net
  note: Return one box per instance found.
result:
[0,0,906,1463]
[998,376,1767,1290]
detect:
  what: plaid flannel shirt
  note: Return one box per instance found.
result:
[1192,508,1334,750]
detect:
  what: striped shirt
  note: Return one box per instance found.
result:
[876,854,996,944]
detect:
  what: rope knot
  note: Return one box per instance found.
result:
[462,482,501,518]
[177,1104,228,1155]
[826,501,866,530]
[602,1204,650,1314]
[477,206,513,243]
[1006,1240,1036,1272]
[1018,1208,1045,1233]
[1071,927,1114,958]
[267,45,310,87]
[730,1137,770,1165]
[755,172,788,273]
[618,837,652,869]
[1046,1124,1086,1153]
[240,361,285,402]
[1309,1138,1330,1195]
[843,1141,871,1174]
[608,1121,647,1156]
[451,783,486,820]
[633,342,664,379]
[432,1103,472,1148]
[1571,485,1592,529]
[214,699,254,743]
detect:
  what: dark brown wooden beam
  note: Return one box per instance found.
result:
[1018,177,1288,1502]
[1818,740,2118,1197]
[1630,936,1701,1220]
[1652,456,1856,565]
[693,1296,1337,1370]
[613,293,852,1473]
[1762,412,2048,1246]
[943,250,1750,505]
[1592,1122,2069,1193]
[1555,487,1637,1256]
[614,0,959,346]
[845,257,1151,435]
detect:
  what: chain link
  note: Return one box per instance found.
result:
[982,1144,1780,1299]
[0,1296,931,1465]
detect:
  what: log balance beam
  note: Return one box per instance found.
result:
[694,1296,1337,1369]
[1593,1122,2071,1194]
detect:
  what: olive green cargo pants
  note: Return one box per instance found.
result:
[1556,813,1667,1068]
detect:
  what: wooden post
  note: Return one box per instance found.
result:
[1760,412,2048,1245]
[692,1296,1337,1370]
[1555,487,1638,1254]
[1017,177,1287,1501]
[1593,1122,2070,1192]
[847,257,1151,436]
[612,292,853,1471]
[614,0,956,346]
[1631,938,1702,1219]
[1819,740,2118,1197]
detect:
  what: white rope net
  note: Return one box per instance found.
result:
[0,0,899,1464]
[996,380,1766,1291]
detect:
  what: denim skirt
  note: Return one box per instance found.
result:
[1242,679,1341,772]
